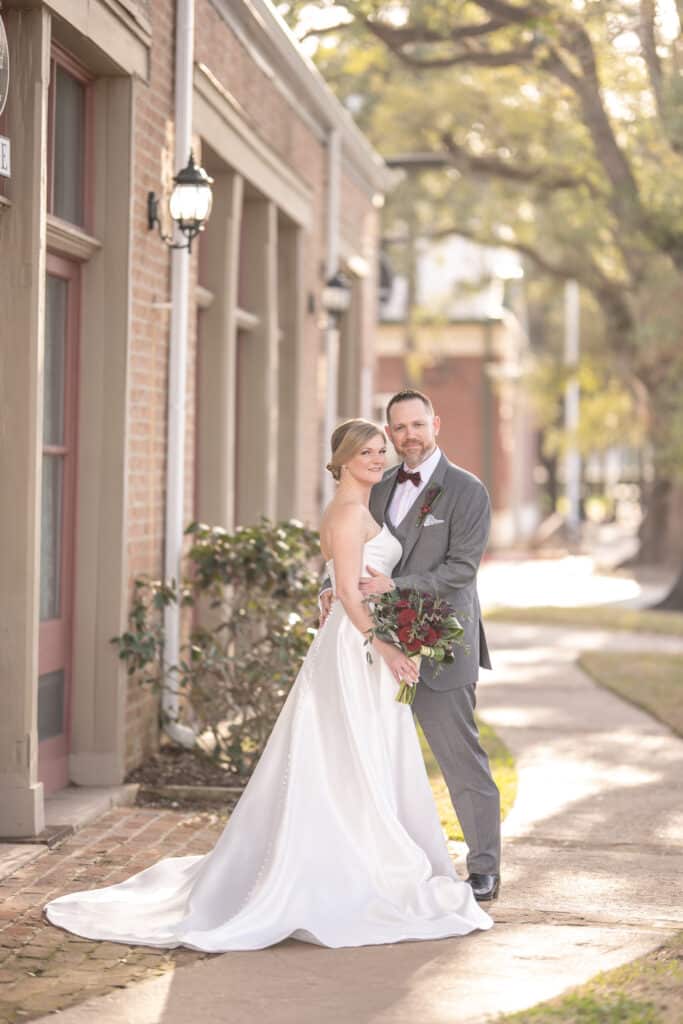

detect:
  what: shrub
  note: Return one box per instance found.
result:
[113,518,321,777]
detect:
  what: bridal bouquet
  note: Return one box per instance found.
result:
[364,588,465,704]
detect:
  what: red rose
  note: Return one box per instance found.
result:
[397,626,413,644]
[397,608,417,626]
[420,504,431,516]
[396,600,410,610]
[424,627,439,645]
[406,638,422,654]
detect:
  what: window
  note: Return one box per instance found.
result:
[47,48,92,228]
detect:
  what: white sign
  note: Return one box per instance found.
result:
[0,14,8,119]
[0,136,9,178]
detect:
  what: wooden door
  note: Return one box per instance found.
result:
[38,254,80,795]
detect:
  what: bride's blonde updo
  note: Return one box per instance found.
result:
[326,418,384,482]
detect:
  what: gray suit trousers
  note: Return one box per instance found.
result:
[412,682,501,875]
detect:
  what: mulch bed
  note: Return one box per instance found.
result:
[125,744,245,812]
[125,743,241,787]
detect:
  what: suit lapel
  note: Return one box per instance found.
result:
[372,465,401,533]
[397,453,450,569]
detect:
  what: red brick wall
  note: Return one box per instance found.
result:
[119,0,378,770]
[377,352,509,514]
[125,0,175,769]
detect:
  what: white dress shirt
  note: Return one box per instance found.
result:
[388,446,442,528]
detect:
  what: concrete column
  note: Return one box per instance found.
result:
[235,198,278,526]
[196,171,243,530]
[276,217,304,519]
[321,130,341,510]
[337,278,360,420]
[68,76,134,786]
[0,7,50,836]
[564,279,581,539]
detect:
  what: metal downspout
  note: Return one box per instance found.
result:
[322,128,341,510]
[162,0,196,747]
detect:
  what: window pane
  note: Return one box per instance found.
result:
[40,455,63,620]
[44,275,67,446]
[53,65,85,226]
[38,670,65,740]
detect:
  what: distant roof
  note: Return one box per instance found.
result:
[381,234,523,322]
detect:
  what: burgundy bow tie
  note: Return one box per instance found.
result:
[397,467,421,486]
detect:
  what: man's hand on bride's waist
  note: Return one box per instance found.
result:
[359,565,396,596]
[319,589,335,626]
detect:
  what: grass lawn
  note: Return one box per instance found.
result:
[485,605,683,637]
[494,930,683,1023]
[578,651,683,737]
[418,718,517,841]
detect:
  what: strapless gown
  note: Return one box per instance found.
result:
[44,524,492,949]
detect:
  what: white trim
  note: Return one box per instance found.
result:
[236,307,260,331]
[194,64,313,230]
[195,284,214,310]
[46,215,102,261]
[44,0,150,78]
[106,0,151,37]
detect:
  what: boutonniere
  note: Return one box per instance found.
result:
[416,484,444,527]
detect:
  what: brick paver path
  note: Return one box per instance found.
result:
[0,807,227,1023]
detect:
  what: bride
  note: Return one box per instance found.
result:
[44,419,493,950]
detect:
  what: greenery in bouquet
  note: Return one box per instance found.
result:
[364,588,466,703]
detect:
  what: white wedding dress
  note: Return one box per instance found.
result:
[45,524,492,949]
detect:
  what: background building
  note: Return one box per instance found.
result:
[376,234,539,548]
[0,0,387,837]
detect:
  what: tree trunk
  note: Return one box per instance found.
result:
[630,476,672,566]
[654,563,683,610]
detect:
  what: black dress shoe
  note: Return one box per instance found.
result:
[466,873,500,902]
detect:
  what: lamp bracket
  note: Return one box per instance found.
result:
[147,191,200,253]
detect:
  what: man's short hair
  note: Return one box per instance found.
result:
[386,389,435,423]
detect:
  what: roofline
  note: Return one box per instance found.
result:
[233,0,392,194]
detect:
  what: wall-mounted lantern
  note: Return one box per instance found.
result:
[147,151,214,253]
[322,271,352,324]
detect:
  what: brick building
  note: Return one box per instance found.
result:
[0,0,387,837]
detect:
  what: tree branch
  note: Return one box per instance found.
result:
[470,0,544,24]
[540,31,640,204]
[441,133,602,196]
[361,15,538,69]
[355,16,514,45]
[638,0,664,117]
[298,21,354,43]
[384,224,634,334]
[638,0,683,155]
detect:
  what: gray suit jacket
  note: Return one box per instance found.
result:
[370,453,492,690]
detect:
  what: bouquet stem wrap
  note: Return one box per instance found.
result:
[396,654,421,705]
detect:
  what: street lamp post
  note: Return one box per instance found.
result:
[564,279,581,543]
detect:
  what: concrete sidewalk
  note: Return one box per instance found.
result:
[6,621,683,1023]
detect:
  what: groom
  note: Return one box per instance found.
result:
[326,389,501,901]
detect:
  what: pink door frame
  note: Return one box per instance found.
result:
[38,253,81,796]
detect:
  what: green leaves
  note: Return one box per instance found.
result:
[112,518,321,778]
[291,0,683,483]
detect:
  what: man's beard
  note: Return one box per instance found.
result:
[398,441,435,467]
